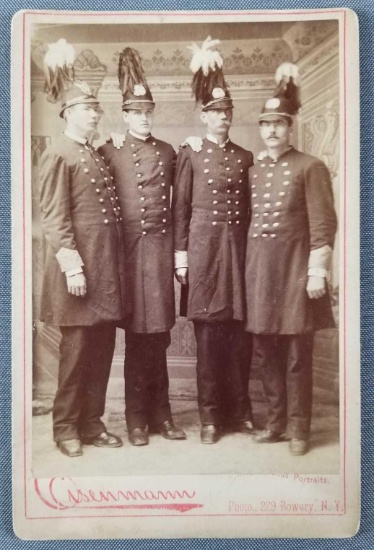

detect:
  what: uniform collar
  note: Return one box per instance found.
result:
[64,130,88,145]
[129,130,151,142]
[206,134,230,148]
[266,145,293,162]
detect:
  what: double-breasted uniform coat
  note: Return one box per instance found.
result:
[244,146,337,439]
[172,137,254,426]
[245,146,337,335]
[99,132,177,430]
[39,133,129,442]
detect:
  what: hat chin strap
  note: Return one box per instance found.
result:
[259,111,293,120]
[203,97,233,110]
[123,99,155,105]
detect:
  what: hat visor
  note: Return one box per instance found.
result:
[259,111,293,121]
[122,100,155,111]
[59,96,99,118]
[203,99,233,111]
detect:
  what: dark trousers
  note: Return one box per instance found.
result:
[53,324,116,443]
[254,334,314,439]
[124,331,172,430]
[193,321,253,426]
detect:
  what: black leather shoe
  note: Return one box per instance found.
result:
[253,429,282,443]
[128,427,149,446]
[82,431,122,448]
[201,425,220,444]
[58,439,83,457]
[155,420,186,440]
[289,438,309,456]
[232,420,257,435]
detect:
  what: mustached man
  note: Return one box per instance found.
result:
[246,63,337,455]
[172,38,255,444]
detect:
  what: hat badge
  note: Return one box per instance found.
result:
[265,98,281,109]
[212,87,225,99]
[134,84,147,97]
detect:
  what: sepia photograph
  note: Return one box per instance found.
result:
[11,8,360,539]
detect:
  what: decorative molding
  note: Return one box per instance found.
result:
[31,41,108,95]
[32,39,292,80]
[299,82,339,121]
[301,99,339,180]
[112,40,292,77]
[74,49,108,96]
[283,20,338,62]
[300,96,340,288]
[223,43,291,74]
[99,74,275,98]
[74,49,107,73]
[297,33,339,82]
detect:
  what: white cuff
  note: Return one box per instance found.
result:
[174,250,188,269]
[65,267,84,277]
[56,247,84,272]
[308,245,332,271]
[308,267,329,279]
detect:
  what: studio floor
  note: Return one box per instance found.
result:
[32,391,340,478]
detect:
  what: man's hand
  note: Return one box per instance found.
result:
[66,273,87,297]
[306,276,326,300]
[175,267,188,285]
[106,133,127,149]
[182,136,203,152]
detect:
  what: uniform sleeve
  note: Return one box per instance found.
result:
[247,150,254,169]
[97,142,114,164]
[304,160,337,251]
[248,152,254,221]
[170,146,177,184]
[172,148,193,252]
[39,149,83,272]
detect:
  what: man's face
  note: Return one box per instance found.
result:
[123,108,155,137]
[201,108,233,137]
[66,103,100,136]
[259,116,291,149]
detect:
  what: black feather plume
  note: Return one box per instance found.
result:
[273,63,301,115]
[118,47,148,94]
[191,67,230,105]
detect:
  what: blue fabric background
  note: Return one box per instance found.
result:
[0,0,372,547]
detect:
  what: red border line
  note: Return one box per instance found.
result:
[342,8,347,515]
[23,9,347,522]
[22,10,27,520]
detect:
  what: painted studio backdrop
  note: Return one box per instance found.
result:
[30,20,340,406]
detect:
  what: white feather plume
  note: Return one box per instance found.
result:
[44,39,75,70]
[188,36,223,76]
[275,62,300,86]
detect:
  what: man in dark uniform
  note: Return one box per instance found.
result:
[40,40,129,457]
[99,48,185,446]
[245,63,337,455]
[172,38,255,444]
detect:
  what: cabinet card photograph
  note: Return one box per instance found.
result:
[12,7,360,539]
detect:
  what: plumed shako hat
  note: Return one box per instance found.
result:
[188,36,233,111]
[118,47,155,111]
[259,62,301,121]
[43,39,99,118]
